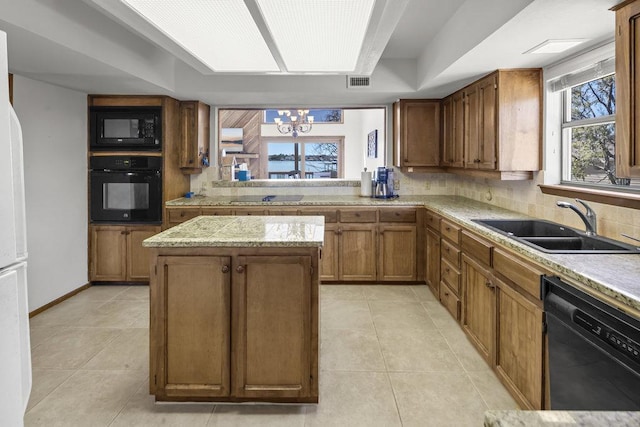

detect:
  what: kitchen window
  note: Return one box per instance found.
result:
[264,138,342,179]
[557,59,640,190]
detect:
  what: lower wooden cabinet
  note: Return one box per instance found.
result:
[494,276,544,410]
[340,225,377,281]
[90,225,160,282]
[319,224,339,281]
[379,224,417,281]
[425,227,440,295]
[461,254,495,364]
[151,250,318,402]
[158,255,231,398]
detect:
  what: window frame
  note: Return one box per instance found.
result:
[539,42,640,208]
[261,136,344,179]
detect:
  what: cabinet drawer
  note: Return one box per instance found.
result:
[439,281,460,321]
[461,231,493,266]
[201,208,232,216]
[425,210,441,231]
[339,209,377,223]
[379,208,417,223]
[440,219,461,244]
[167,208,200,224]
[441,258,460,295]
[493,248,543,300]
[441,239,460,267]
[299,209,338,223]
[234,208,268,216]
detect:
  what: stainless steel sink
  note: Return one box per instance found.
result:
[473,219,640,254]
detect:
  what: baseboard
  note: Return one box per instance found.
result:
[29,283,91,318]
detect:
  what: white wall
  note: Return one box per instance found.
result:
[13,75,87,312]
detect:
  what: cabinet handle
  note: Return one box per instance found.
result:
[236,265,245,273]
[445,227,451,231]
[445,268,450,273]
[485,280,495,289]
[222,265,230,273]
[120,231,127,235]
[444,291,449,297]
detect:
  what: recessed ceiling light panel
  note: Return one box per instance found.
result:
[524,39,588,55]
[256,0,375,72]
[121,0,279,72]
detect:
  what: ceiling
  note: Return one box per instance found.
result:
[0,0,621,106]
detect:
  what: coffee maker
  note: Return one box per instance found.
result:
[374,167,395,198]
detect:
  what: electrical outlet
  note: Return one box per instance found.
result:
[393,179,400,191]
[424,181,431,190]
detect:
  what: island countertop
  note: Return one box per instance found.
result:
[143,215,324,248]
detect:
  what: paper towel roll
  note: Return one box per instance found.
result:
[360,171,372,197]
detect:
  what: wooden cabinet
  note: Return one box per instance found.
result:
[90,225,160,282]
[151,249,318,402]
[166,207,202,227]
[155,255,231,398]
[442,92,465,168]
[442,69,541,179]
[340,225,377,281]
[379,224,417,281]
[425,209,441,296]
[393,99,441,170]
[492,248,545,410]
[613,0,640,177]
[179,101,210,174]
[319,223,339,281]
[378,208,417,281]
[465,75,497,170]
[439,219,461,320]
[494,275,544,410]
[232,255,313,399]
[461,254,495,364]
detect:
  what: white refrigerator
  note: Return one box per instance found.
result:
[0,30,32,425]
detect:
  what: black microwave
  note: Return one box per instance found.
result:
[90,106,162,151]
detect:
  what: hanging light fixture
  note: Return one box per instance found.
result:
[273,109,314,137]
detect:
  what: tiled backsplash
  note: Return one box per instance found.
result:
[192,167,640,244]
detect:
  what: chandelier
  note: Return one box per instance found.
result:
[274,110,314,137]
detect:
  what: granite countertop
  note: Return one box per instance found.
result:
[143,215,324,248]
[165,195,640,312]
[484,410,640,426]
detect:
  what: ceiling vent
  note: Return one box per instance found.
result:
[347,75,371,89]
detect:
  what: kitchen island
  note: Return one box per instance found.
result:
[143,215,324,403]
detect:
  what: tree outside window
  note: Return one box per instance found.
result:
[562,74,638,188]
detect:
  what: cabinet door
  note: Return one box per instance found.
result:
[320,224,339,281]
[425,227,440,295]
[233,255,313,399]
[155,256,231,398]
[478,75,497,170]
[495,277,544,410]
[615,1,640,177]
[127,226,161,281]
[90,226,126,281]
[461,254,495,364]
[179,101,210,174]
[339,225,377,281]
[166,207,201,227]
[443,91,465,168]
[395,100,440,167]
[379,225,417,281]
[465,83,480,168]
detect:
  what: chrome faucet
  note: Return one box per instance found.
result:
[556,199,597,236]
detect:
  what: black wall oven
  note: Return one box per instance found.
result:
[90,156,162,224]
[90,106,162,151]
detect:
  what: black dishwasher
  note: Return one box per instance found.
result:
[542,276,640,410]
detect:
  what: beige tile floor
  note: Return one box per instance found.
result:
[25,284,518,426]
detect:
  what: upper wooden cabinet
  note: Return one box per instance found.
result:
[442,91,465,168]
[443,69,542,179]
[613,0,640,177]
[179,101,210,174]
[393,99,441,170]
